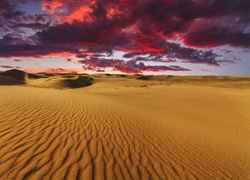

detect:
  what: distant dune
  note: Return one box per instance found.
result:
[0,70,250,179]
[0,69,94,89]
[1,69,250,89]
[0,69,27,85]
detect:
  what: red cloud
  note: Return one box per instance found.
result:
[0,0,246,73]
[41,0,96,23]
[41,1,63,14]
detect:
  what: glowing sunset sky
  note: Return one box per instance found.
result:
[0,0,249,75]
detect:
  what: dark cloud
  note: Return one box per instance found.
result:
[75,46,113,58]
[85,47,113,56]
[78,58,190,74]
[34,0,250,52]
[34,14,49,22]
[36,21,104,44]
[11,22,50,30]
[134,0,250,48]
[123,42,222,66]
[0,0,52,39]
[184,25,250,48]
[163,42,221,66]
[0,43,79,58]
[35,19,130,47]
[0,34,227,68]
[76,54,88,58]
[2,10,24,19]
[0,0,249,73]
[0,0,24,22]
[123,52,143,58]
[0,0,10,9]
[0,34,23,44]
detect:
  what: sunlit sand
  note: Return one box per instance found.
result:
[0,70,249,179]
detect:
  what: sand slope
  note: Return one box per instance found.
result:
[0,81,249,179]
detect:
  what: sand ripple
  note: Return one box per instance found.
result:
[0,86,249,179]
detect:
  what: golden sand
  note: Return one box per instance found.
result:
[0,71,249,179]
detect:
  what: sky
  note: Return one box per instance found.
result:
[0,0,250,75]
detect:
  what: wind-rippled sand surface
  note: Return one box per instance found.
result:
[0,80,250,179]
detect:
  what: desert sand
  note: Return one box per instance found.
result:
[0,69,250,179]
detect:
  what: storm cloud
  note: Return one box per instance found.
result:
[0,0,249,73]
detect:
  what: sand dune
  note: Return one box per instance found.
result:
[1,69,250,89]
[0,71,250,179]
[0,69,94,89]
[26,75,94,89]
[0,69,27,85]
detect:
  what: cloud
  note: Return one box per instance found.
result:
[163,42,221,66]
[0,34,24,44]
[184,16,250,48]
[34,0,248,54]
[184,29,250,48]
[3,0,250,48]
[0,65,21,69]
[1,10,24,19]
[0,0,248,73]
[123,52,143,58]
[0,43,79,58]
[201,69,212,72]
[0,0,24,19]
[35,19,123,45]
[123,42,222,66]
[11,22,50,30]
[0,33,228,67]
[78,58,190,74]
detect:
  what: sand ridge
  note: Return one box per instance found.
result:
[0,70,250,179]
[1,69,250,89]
